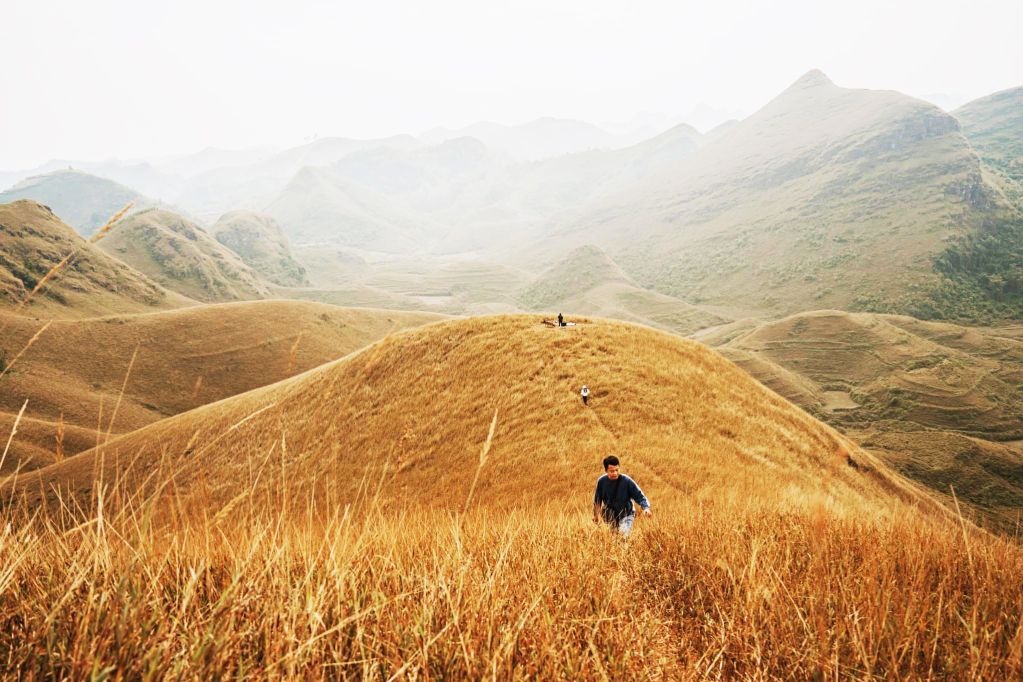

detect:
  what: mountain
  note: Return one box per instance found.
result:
[0,200,196,318]
[264,166,433,252]
[0,170,178,237]
[955,86,1023,207]
[210,210,308,287]
[328,125,703,254]
[511,71,1014,319]
[157,146,279,179]
[517,244,728,335]
[419,117,654,160]
[10,315,932,520]
[0,301,447,473]
[713,309,1023,530]
[171,135,426,219]
[95,210,270,302]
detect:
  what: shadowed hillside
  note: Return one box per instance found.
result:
[0,200,196,318]
[0,301,447,472]
[510,71,1014,318]
[97,210,271,302]
[210,210,308,287]
[10,315,939,520]
[0,170,176,237]
[518,244,728,335]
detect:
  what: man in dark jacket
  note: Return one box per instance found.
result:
[592,455,651,538]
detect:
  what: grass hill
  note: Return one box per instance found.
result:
[96,210,271,302]
[8,316,1023,678]
[10,315,933,519]
[0,301,447,472]
[955,86,1023,207]
[0,170,175,237]
[209,210,308,287]
[512,71,1014,319]
[517,244,728,335]
[264,167,433,251]
[713,309,1023,529]
[0,200,196,318]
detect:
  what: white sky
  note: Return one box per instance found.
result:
[2,0,1021,170]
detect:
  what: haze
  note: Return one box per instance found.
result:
[2,0,1022,170]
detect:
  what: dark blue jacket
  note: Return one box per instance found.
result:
[593,473,649,521]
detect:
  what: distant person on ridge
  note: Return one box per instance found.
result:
[581,385,590,405]
[558,313,565,327]
[592,455,651,538]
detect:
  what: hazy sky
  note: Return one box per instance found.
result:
[2,0,1021,170]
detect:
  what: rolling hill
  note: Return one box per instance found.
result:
[8,315,940,522]
[713,309,1023,529]
[264,167,434,251]
[0,170,177,237]
[96,210,271,302]
[0,301,448,472]
[209,210,308,287]
[517,244,728,335]
[509,71,1015,319]
[0,200,196,318]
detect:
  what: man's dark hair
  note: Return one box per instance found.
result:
[603,455,619,470]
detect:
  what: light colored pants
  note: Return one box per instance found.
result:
[613,515,635,538]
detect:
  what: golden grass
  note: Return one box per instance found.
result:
[1,474,1021,678]
[2,314,1021,677]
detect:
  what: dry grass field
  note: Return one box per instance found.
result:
[2,316,1022,678]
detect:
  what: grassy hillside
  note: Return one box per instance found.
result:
[715,309,1023,529]
[11,315,932,518]
[510,71,1013,319]
[955,85,1023,206]
[209,210,308,287]
[5,316,1023,678]
[0,200,196,318]
[264,167,433,251]
[518,244,728,335]
[97,210,271,302]
[0,170,174,237]
[0,301,447,472]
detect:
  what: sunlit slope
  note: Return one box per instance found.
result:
[517,244,728,335]
[97,210,271,302]
[954,85,1023,207]
[520,71,1011,315]
[13,315,937,518]
[0,200,196,318]
[0,301,448,459]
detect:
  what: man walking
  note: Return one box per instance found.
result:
[592,455,651,538]
[581,385,590,405]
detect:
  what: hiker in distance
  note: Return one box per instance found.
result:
[581,385,590,405]
[558,312,565,327]
[592,456,651,538]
